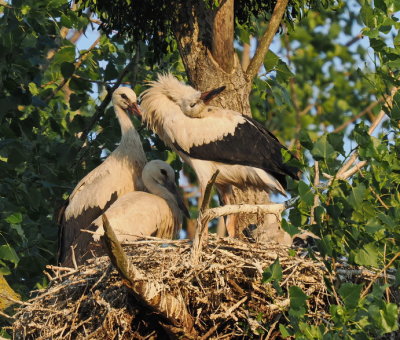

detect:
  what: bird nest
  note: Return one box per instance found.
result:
[11,235,396,339]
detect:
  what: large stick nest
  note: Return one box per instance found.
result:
[11,235,396,339]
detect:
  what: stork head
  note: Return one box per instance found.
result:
[174,80,226,118]
[141,74,225,119]
[112,87,141,116]
[142,160,190,218]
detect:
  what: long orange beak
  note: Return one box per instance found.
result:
[200,86,226,104]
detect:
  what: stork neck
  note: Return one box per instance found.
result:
[115,106,134,137]
[144,181,175,206]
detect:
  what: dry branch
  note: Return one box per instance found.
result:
[325,86,398,183]
[191,170,219,265]
[202,203,287,222]
[246,0,289,80]
[101,215,195,336]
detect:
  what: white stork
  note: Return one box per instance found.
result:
[62,160,189,266]
[58,87,147,266]
[139,74,299,236]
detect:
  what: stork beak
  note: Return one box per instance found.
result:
[165,180,190,219]
[200,86,226,104]
[128,102,142,118]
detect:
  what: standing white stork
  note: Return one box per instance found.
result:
[58,87,147,266]
[62,160,189,266]
[139,74,299,236]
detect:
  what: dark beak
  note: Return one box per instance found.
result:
[127,102,142,118]
[200,86,226,104]
[166,180,190,219]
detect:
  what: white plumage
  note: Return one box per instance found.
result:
[65,160,189,265]
[58,87,147,266]
[139,74,299,236]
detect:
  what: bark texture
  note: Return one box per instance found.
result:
[174,1,282,239]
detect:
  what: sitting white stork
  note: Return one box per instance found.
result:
[62,160,189,266]
[58,87,147,266]
[139,74,299,236]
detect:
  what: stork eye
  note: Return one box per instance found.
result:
[190,103,196,108]
[120,93,128,100]
[160,169,167,176]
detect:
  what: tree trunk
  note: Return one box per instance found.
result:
[173,1,278,239]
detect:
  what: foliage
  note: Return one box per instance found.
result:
[76,0,336,62]
[0,0,177,297]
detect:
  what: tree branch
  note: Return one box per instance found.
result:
[201,203,287,222]
[310,161,320,225]
[333,99,383,134]
[45,37,101,102]
[212,0,234,73]
[325,86,398,183]
[191,170,219,265]
[246,0,289,81]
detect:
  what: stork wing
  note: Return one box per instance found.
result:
[175,116,299,188]
[57,167,118,265]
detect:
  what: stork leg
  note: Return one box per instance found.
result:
[218,185,237,238]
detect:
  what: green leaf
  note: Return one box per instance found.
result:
[282,219,300,237]
[104,62,119,81]
[279,324,291,337]
[262,258,282,283]
[264,50,279,72]
[28,82,39,96]
[348,183,366,209]
[61,62,75,78]
[299,130,313,150]
[311,135,335,161]
[327,133,345,155]
[352,243,379,267]
[379,303,399,333]
[289,286,308,319]
[338,283,362,309]
[298,180,314,206]
[5,212,23,224]
[0,245,20,268]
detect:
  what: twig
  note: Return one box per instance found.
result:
[45,37,101,102]
[325,87,398,183]
[333,100,382,133]
[202,203,287,222]
[0,310,14,320]
[0,293,30,306]
[345,33,363,47]
[360,252,400,299]
[200,322,221,340]
[265,314,282,340]
[191,170,220,265]
[310,161,320,225]
[246,0,289,80]
[45,265,75,272]
[70,244,78,270]
[384,244,390,302]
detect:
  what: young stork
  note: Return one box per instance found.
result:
[61,160,189,266]
[58,87,147,266]
[139,74,299,236]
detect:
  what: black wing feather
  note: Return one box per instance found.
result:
[175,117,299,189]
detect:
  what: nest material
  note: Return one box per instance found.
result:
[11,235,393,339]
